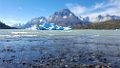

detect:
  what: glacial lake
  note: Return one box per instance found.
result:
[0,29,120,68]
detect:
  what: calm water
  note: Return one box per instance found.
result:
[0,29,120,68]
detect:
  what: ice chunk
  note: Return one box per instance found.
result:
[27,22,72,30]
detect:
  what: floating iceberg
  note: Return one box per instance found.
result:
[27,22,72,30]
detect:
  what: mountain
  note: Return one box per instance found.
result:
[23,17,47,28]
[79,16,91,25]
[22,9,84,29]
[48,9,83,27]
[0,21,15,29]
[14,8,120,29]
[12,23,24,29]
[88,15,120,22]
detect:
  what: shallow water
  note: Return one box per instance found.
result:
[0,29,120,68]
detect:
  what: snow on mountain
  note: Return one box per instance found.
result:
[23,16,47,28]
[78,16,90,24]
[15,9,88,29]
[48,9,82,27]
[12,23,24,28]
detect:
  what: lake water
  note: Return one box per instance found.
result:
[0,29,120,68]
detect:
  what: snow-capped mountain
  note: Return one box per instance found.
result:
[48,9,82,26]
[23,9,83,29]
[14,8,120,29]
[78,16,91,25]
[88,15,120,22]
[23,16,47,28]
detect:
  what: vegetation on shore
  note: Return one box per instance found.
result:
[73,20,120,29]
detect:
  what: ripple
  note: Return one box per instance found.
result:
[11,32,29,34]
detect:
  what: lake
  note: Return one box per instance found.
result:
[0,29,120,68]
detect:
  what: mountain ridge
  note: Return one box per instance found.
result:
[0,21,16,29]
[12,8,120,29]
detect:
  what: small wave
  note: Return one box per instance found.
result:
[0,35,37,38]
[48,34,55,36]
[11,32,29,34]
[0,35,11,37]
[94,34,100,37]
[13,35,37,37]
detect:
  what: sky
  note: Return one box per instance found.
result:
[0,0,120,26]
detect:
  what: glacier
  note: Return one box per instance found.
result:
[27,22,72,30]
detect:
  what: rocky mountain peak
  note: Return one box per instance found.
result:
[53,9,74,17]
[48,8,82,27]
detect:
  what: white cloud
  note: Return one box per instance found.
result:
[66,3,87,15]
[84,7,120,17]
[89,0,120,16]
[0,17,26,26]
[93,2,104,10]
[66,0,120,17]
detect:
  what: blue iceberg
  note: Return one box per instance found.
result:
[35,22,72,30]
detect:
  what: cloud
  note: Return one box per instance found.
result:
[0,17,26,26]
[66,0,120,17]
[66,3,87,15]
[93,2,104,10]
[87,0,120,17]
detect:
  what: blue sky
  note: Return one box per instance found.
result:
[0,0,119,26]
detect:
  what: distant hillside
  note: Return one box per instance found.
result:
[0,21,16,29]
[83,20,120,29]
